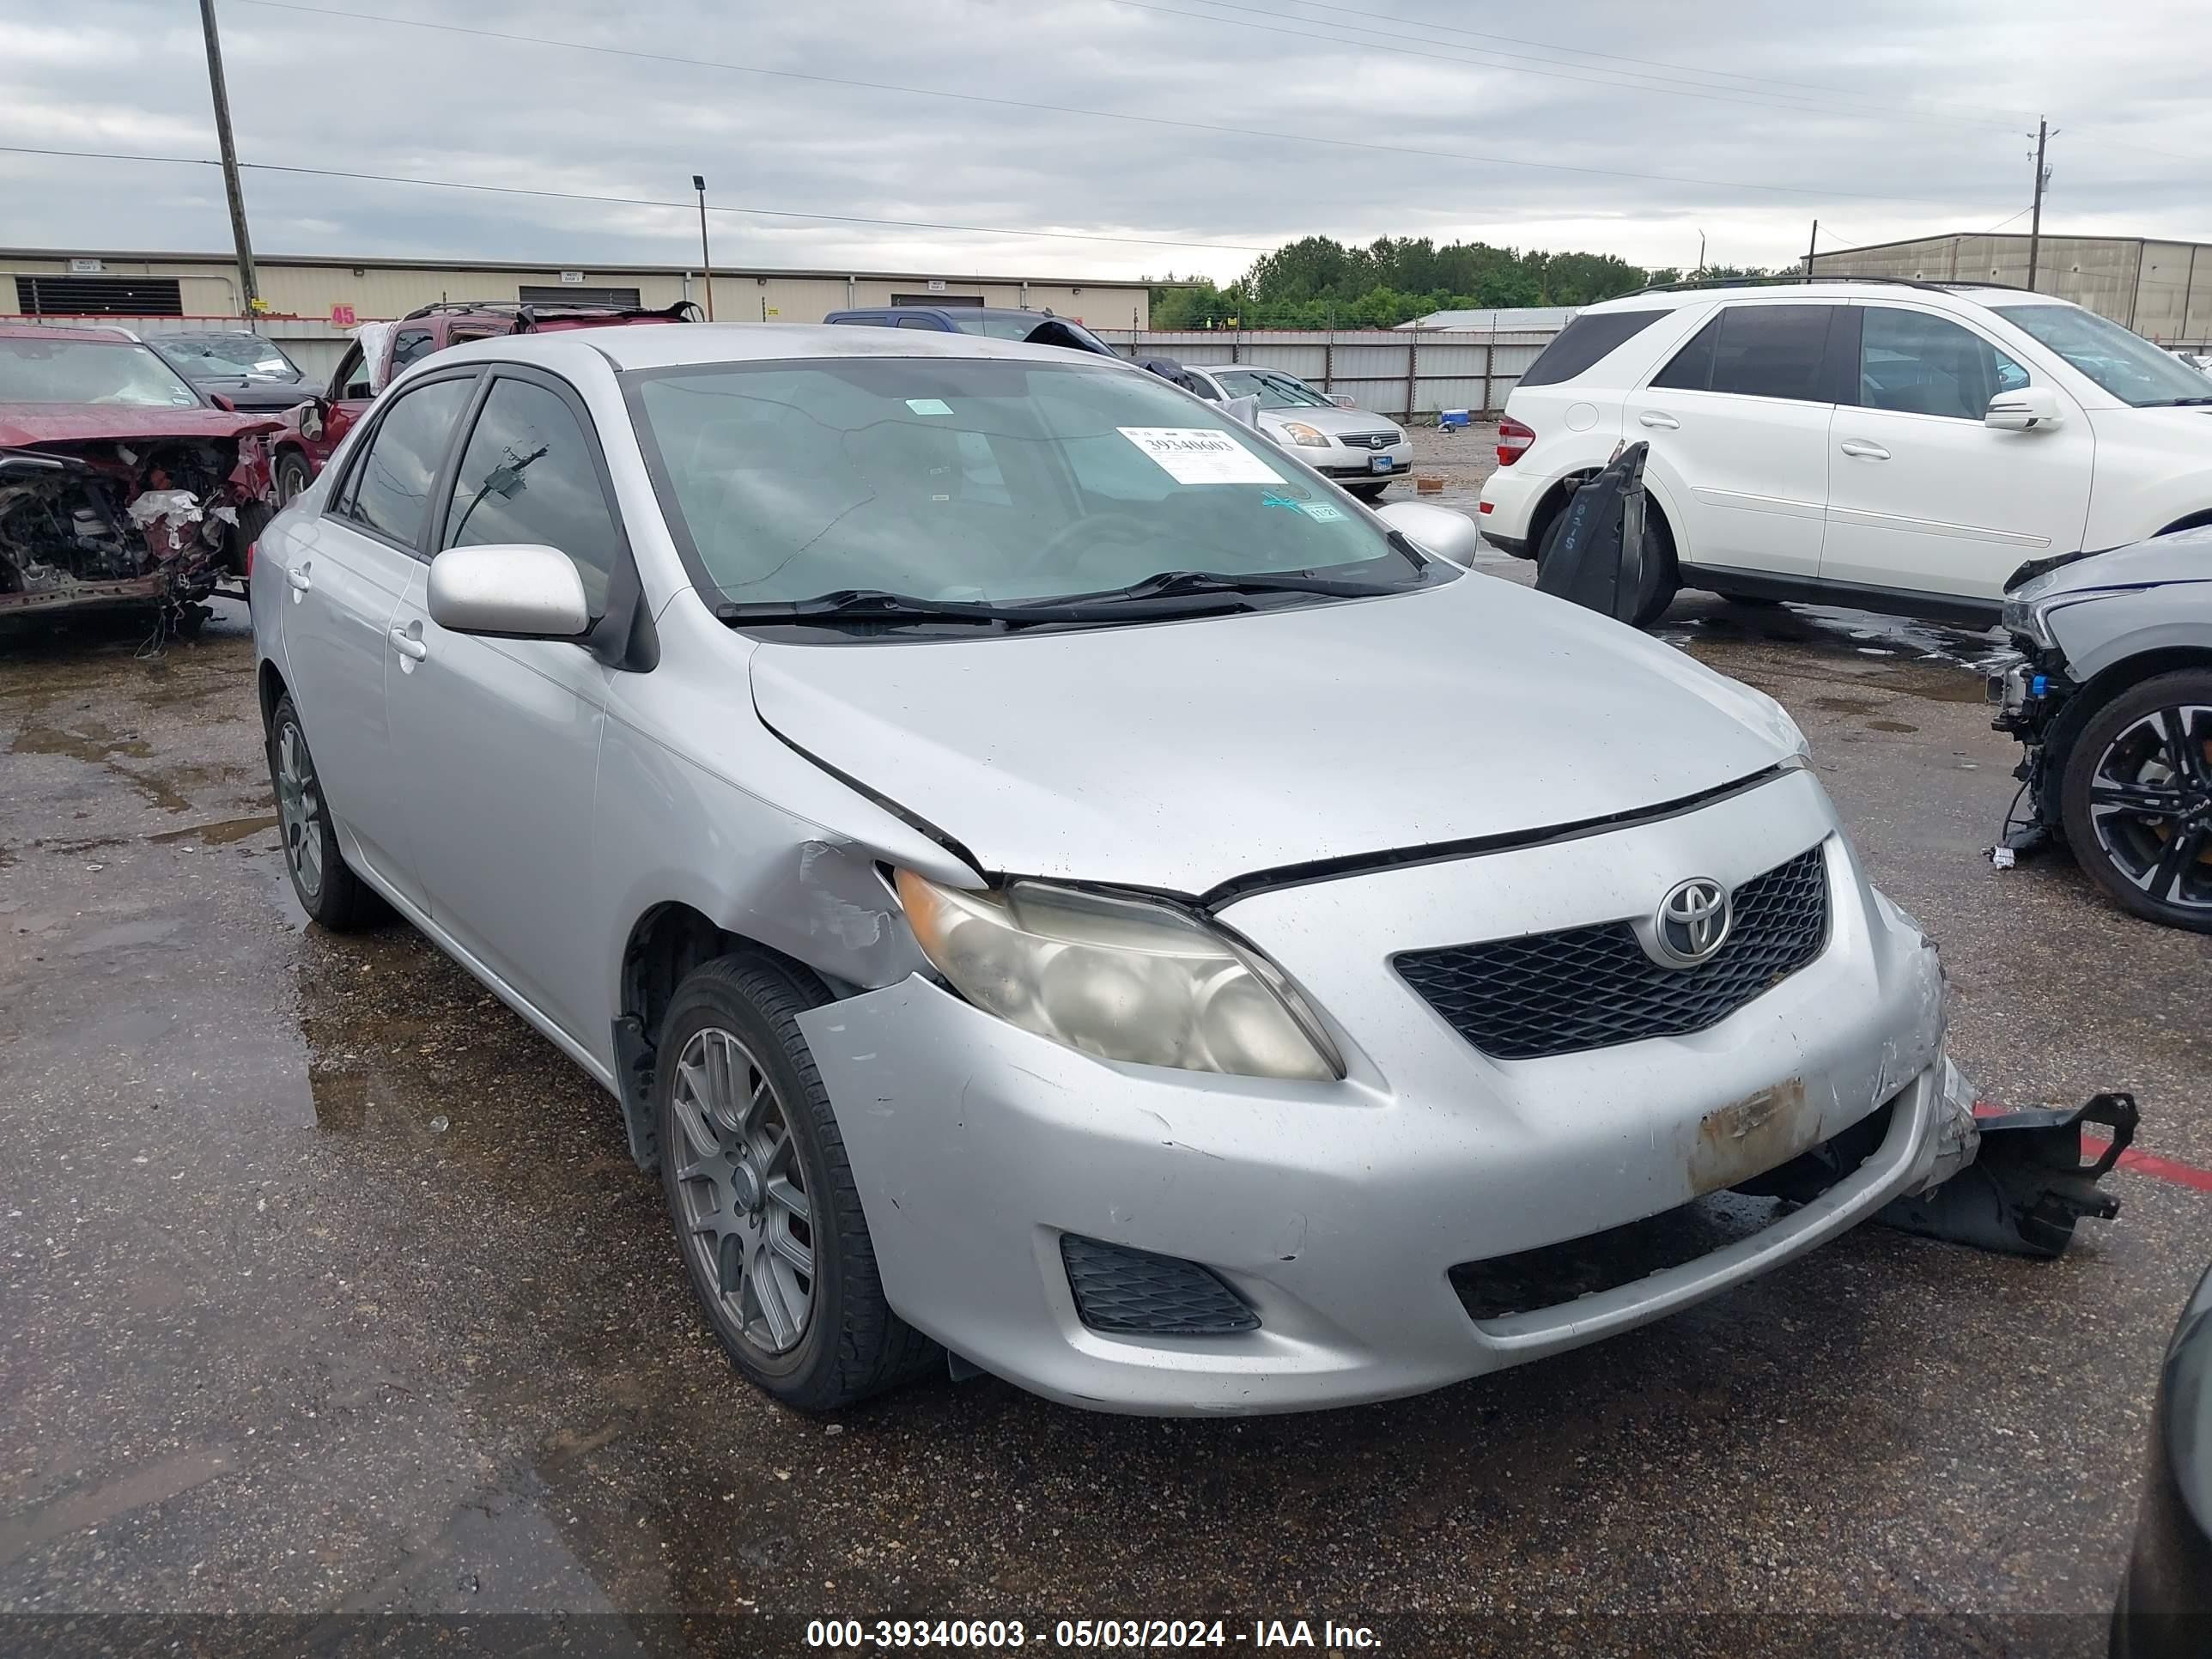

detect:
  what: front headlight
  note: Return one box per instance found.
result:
[895,869,1342,1081]
[1277,421,1331,448]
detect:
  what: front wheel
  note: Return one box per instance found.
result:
[657,953,938,1411]
[274,450,314,507]
[2059,671,2212,933]
[1346,481,1389,503]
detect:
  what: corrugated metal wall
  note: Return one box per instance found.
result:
[1098,328,1562,417]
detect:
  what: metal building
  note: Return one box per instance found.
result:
[1809,233,2210,349]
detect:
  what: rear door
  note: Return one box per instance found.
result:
[1625,301,1847,582]
[1820,302,2094,607]
[383,367,627,1044]
[281,368,481,911]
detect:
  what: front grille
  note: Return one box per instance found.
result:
[1060,1235,1258,1335]
[1338,431,1397,450]
[1394,843,1830,1061]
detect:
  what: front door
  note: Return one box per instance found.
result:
[283,371,479,912]
[1626,301,1846,582]
[1820,303,2095,606]
[383,368,626,1046]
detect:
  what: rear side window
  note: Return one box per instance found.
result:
[340,376,474,548]
[1518,310,1668,387]
[1653,304,1840,403]
[441,376,621,615]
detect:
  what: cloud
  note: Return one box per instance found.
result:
[2,0,2206,281]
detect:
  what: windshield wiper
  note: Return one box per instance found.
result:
[714,586,1253,629]
[1028,568,1407,608]
[2149,395,2212,407]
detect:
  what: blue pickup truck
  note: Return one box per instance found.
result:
[822,306,1120,357]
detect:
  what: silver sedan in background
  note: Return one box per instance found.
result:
[252,324,1972,1415]
[1176,363,1413,499]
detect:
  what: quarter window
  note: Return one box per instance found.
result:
[1653,304,1839,403]
[340,377,474,547]
[441,377,621,615]
[1856,308,2028,421]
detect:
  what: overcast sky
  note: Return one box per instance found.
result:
[3,0,2208,287]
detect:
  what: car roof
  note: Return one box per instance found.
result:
[432,322,1138,375]
[1578,279,2078,316]
[0,321,140,344]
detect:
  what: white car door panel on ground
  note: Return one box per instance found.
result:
[383,368,618,1048]
[1627,302,1844,580]
[287,374,478,912]
[1820,304,2094,603]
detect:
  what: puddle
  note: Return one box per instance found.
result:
[150,813,278,847]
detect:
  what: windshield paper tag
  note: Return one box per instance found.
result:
[1298,501,1346,521]
[905,398,953,416]
[1119,427,1278,485]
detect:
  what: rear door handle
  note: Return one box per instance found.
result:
[1638,410,1680,430]
[389,625,428,662]
[286,563,313,592]
[1839,440,1892,460]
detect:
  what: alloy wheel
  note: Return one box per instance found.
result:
[2086,703,2212,913]
[274,720,325,901]
[670,1027,815,1354]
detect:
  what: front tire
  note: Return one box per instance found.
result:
[274,450,314,507]
[1346,482,1389,503]
[2058,670,2212,933]
[266,693,386,930]
[657,952,938,1411]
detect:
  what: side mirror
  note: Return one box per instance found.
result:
[1374,501,1481,567]
[427,544,590,640]
[1986,385,2063,431]
[208,392,238,413]
[1331,394,1358,409]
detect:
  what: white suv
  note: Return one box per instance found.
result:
[1479,280,2212,624]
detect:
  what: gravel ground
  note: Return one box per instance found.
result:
[2,542,2205,1657]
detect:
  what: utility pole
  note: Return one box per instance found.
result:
[2027,118,2051,292]
[198,0,258,316]
[693,174,714,321]
[1803,219,1819,283]
[1696,229,1706,276]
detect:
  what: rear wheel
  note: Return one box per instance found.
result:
[2058,670,2212,933]
[266,693,386,930]
[1534,499,1679,629]
[657,953,938,1411]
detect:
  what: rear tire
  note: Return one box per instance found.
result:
[657,952,939,1412]
[2058,670,2212,933]
[1534,499,1679,629]
[266,693,386,931]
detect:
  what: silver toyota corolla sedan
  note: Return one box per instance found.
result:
[251,324,1971,1415]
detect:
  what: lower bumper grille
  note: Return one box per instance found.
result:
[1060,1235,1258,1335]
[1395,842,1831,1060]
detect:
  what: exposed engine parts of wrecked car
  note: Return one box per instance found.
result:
[0,432,274,635]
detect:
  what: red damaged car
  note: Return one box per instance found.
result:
[1,323,283,636]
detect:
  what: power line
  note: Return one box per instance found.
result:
[0,145,1273,252]
[217,0,1996,210]
[1165,0,2020,131]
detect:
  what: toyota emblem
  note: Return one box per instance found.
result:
[1650,877,1732,967]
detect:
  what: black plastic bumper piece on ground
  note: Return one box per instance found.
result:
[1880,1091,2136,1259]
[1060,1235,1259,1335]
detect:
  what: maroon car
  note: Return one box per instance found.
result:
[0,323,283,635]
[268,298,700,501]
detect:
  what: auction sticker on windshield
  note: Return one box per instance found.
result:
[1119,427,1279,485]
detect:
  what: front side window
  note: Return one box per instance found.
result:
[336,345,374,400]
[629,357,1429,619]
[0,336,201,408]
[1653,304,1838,402]
[1991,303,2212,407]
[1856,307,2028,420]
[442,377,620,614]
[340,376,474,548]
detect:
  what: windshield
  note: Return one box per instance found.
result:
[0,337,203,408]
[629,357,1423,620]
[1209,368,1332,410]
[164,334,300,379]
[1993,304,2212,406]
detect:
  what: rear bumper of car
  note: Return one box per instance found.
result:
[801,770,1956,1415]
[1477,460,1541,543]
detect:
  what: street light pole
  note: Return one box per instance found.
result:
[693,174,714,321]
[198,0,258,316]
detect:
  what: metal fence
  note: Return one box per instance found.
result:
[1094,326,1564,420]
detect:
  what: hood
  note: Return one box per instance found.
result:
[1258,404,1400,438]
[0,404,285,449]
[2031,526,2212,598]
[748,574,1802,896]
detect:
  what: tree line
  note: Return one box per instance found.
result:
[1150,235,1774,329]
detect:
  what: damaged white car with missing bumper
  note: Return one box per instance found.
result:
[250,325,2113,1415]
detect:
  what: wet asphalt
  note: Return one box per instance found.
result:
[3,447,2209,1657]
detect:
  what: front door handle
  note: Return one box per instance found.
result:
[286,563,313,592]
[1638,410,1680,430]
[389,625,428,663]
[1839,440,1892,460]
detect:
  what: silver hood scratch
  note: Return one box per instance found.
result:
[750,575,1805,894]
